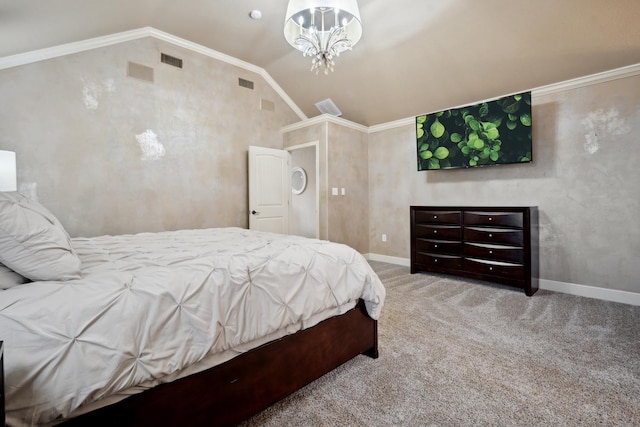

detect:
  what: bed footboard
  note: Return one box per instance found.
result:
[60,300,377,427]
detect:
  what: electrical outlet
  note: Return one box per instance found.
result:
[381,234,387,242]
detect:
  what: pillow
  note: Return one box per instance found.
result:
[0,192,82,281]
[0,262,29,290]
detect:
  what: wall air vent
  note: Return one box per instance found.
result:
[160,53,183,69]
[127,62,154,83]
[260,99,275,112]
[239,78,254,90]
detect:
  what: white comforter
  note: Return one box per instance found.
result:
[0,228,385,426]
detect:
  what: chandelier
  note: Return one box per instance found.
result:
[284,0,362,74]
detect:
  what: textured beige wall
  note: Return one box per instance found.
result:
[369,74,640,293]
[4,33,637,294]
[0,37,299,237]
[283,121,369,253]
[327,123,369,254]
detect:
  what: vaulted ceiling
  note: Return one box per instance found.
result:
[1,0,640,126]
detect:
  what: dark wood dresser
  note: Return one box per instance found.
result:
[410,206,539,296]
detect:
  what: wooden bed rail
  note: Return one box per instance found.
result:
[1,341,4,427]
[56,300,378,427]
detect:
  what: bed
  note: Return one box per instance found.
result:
[0,192,385,426]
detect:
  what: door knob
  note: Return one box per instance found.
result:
[251,210,260,215]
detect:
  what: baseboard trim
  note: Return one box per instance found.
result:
[364,253,410,267]
[539,279,640,306]
[365,253,640,306]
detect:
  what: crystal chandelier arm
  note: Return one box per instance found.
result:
[284,0,362,74]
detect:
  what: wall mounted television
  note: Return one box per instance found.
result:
[416,91,532,170]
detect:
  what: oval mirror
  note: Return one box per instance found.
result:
[291,166,307,195]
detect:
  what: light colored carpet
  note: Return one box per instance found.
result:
[242,262,640,426]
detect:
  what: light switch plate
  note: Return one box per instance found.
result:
[332,187,338,196]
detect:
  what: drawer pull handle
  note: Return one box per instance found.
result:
[434,215,438,219]
[434,230,438,234]
[489,267,493,271]
[434,259,438,263]
[489,234,493,238]
[434,244,438,248]
[489,250,493,254]
[489,217,493,221]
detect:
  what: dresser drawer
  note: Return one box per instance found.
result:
[465,258,525,280]
[463,242,523,263]
[464,211,523,228]
[415,239,461,255]
[464,227,524,246]
[414,210,461,225]
[415,252,462,269]
[415,225,461,240]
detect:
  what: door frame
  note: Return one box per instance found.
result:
[287,141,320,239]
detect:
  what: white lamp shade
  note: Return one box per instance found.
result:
[0,150,17,192]
[284,0,363,52]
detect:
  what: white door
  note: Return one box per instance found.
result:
[248,146,290,233]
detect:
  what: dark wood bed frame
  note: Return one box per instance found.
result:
[1,341,4,427]
[1,301,377,427]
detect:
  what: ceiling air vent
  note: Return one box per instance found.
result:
[238,78,254,90]
[315,98,342,116]
[160,53,183,69]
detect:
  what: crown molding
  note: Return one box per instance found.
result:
[0,27,151,70]
[0,27,307,122]
[2,28,638,132]
[531,62,640,98]
[368,62,640,134]
[290,63,640,134]
[285,59,640,134]
[368,117,415,134]
[281,113,368,134]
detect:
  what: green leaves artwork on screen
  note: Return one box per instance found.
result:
[416,92,532,170]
